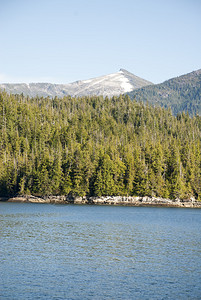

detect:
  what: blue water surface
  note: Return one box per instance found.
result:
[0,203,201,299]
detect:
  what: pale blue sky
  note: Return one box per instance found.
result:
[0,0,201,84]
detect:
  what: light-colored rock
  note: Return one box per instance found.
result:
[2,195,201,208]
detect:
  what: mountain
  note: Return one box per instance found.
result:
[2,68,200,116]
[0,69,152,98]
[127,69,201,116]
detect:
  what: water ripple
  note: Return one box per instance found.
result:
[0,203,201,299]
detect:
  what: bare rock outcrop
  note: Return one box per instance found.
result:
[2,195,201,208]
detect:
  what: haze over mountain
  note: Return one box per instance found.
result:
[127,69,201,116]
[0,69,152,98]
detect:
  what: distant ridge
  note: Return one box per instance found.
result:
[0,69,152,98]
[127,69,201,116]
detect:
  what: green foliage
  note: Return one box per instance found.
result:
[127,69,201,116]
[0,90,201,199]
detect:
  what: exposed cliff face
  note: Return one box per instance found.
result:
[2,195,201,208]
[0,69,152,98]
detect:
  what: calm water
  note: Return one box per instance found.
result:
[0,203,201,300]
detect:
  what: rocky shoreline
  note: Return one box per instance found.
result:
[0,195,201,208]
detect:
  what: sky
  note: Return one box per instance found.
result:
[0,0,201,84]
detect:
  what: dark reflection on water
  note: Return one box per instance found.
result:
[0,203,201,299]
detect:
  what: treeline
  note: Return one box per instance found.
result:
[0,91,201,199]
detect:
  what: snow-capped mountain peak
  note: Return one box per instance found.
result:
[0,69,153,98]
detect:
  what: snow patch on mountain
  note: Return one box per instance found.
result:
[118,70,133,92]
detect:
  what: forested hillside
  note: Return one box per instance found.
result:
[0,91,201,200]
[127,69,201,116]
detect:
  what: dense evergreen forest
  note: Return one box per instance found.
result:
[0,90,201,200]
[127,69,201,116]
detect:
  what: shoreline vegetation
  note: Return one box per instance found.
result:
[1,92,201,202]
[1,195,201,208]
